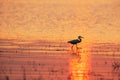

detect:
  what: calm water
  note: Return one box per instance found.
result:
[0,40,120,80]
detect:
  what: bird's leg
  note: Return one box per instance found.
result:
[76,44,79,51]
[71,45,74,53]
[76,44,79,55]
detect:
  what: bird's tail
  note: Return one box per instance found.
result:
[67,41,70,43]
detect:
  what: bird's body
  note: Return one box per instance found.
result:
[68,36,83,45]
[68,39,81,44]
[67,36,83,55]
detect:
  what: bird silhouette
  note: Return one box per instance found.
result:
[67,36,83,53]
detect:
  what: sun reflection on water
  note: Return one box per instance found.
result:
[69,48,90,80]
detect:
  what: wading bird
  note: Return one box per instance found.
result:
[67,36,83,53]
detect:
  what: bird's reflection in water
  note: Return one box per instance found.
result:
[69,49,90,80]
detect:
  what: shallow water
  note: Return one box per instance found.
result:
[0,41,120,80]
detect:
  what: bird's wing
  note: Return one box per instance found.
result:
[68,39,79,43]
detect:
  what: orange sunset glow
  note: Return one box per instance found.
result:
[0,0,120,43]
[0,0,120,80]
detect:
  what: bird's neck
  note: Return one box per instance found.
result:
[78,38,81,41]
